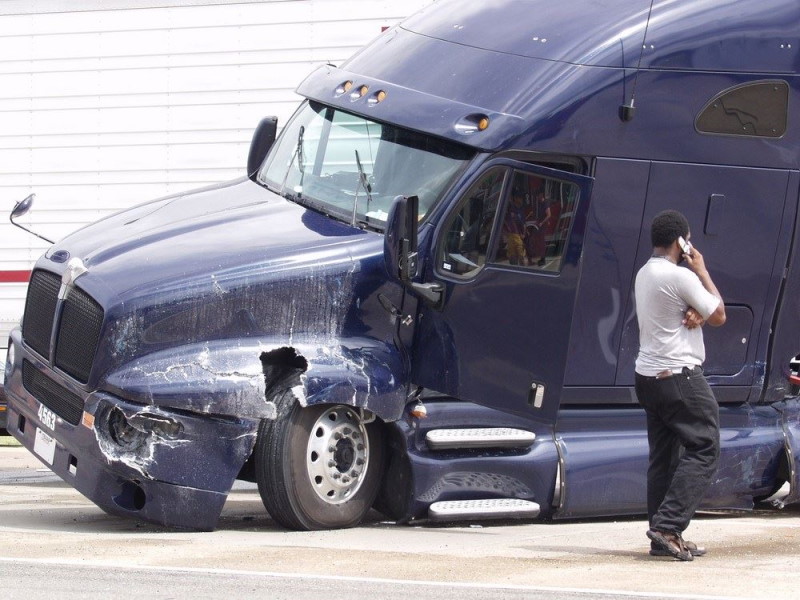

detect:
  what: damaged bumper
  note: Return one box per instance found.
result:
[4,329,259,530]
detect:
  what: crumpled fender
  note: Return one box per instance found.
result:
[102,340,275,419]
[293,340,406,421]
[101,336,408,423]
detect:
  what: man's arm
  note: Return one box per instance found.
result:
[683,307,705,329]
[683,246,726,327]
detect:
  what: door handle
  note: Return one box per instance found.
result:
[528,382,545,409]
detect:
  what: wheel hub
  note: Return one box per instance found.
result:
[333,439,356,472]
[306,407,369,504]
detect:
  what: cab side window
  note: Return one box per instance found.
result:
[492,171,579,272]
[440,167,506,277]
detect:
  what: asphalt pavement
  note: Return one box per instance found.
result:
[1,438,799,600]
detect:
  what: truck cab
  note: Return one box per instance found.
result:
[4,0,800,530]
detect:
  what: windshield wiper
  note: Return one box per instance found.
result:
[297,126,305,191]
[351,149,373,226]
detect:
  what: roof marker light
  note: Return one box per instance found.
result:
[455,114,490,135]
[351,85,369,101]
[368,90,387,105]
[335,81,353,95]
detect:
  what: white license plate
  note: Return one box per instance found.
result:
[33,428,56,465]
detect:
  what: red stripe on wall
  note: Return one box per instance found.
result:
[0,270,31,283]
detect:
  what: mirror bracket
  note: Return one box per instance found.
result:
[411,281,443,305]
[9,193,54,244]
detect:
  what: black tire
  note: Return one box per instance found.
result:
[255,394,385,530]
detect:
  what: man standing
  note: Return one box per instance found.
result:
[634,210,726,561]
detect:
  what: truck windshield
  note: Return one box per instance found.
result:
[259,101,474,230]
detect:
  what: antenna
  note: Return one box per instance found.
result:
[620,0,656,122]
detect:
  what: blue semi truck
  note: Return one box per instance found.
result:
[4,0,800,530]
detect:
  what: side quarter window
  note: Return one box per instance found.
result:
[439,167,506,277]
[492,171,580,272]
[696,80,788,138]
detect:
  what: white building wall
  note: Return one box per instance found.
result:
[0,0,434,361]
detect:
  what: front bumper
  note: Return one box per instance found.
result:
[5,328,259,530]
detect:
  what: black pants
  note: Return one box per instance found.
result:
[634,367,720,534]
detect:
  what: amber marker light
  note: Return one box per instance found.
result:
[335,80,353,95]
[455,113,491,135]
[368,90,387,105]
[81,411,95,429]
[351,84,369,100]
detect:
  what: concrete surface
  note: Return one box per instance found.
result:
[0,442,799,599]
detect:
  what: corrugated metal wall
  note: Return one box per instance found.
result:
[0,0,433,359]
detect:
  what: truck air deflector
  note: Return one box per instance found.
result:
[401,0,800,74]
[401,0,651,68]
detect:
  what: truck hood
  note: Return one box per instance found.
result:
[29,178,409,420]
[35,177,399,382]
[47,178,371,298]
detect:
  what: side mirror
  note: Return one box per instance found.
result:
[384,195,418,283]
[384,195,442,304]
[11,193,34,220]
[247,116,279,182]
[9,193,54,244]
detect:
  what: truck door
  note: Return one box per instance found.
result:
[411,160,593,422]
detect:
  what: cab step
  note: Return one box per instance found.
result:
[425,427,536,450]
[428,498,541,521]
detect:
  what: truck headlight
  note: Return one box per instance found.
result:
[4,340,14,377]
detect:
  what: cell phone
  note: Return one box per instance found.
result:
[678,236,693,256]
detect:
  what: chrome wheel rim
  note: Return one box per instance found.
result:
[306,406,369,504]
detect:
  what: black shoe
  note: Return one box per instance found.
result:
[646,529,693,561]
[650,539,706,557]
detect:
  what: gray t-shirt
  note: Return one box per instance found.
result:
[634,256,721,376]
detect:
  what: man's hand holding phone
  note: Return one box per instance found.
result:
[679,237,726,327]
[681,242,708,276]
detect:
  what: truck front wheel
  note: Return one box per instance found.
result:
[255,397,384,530]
